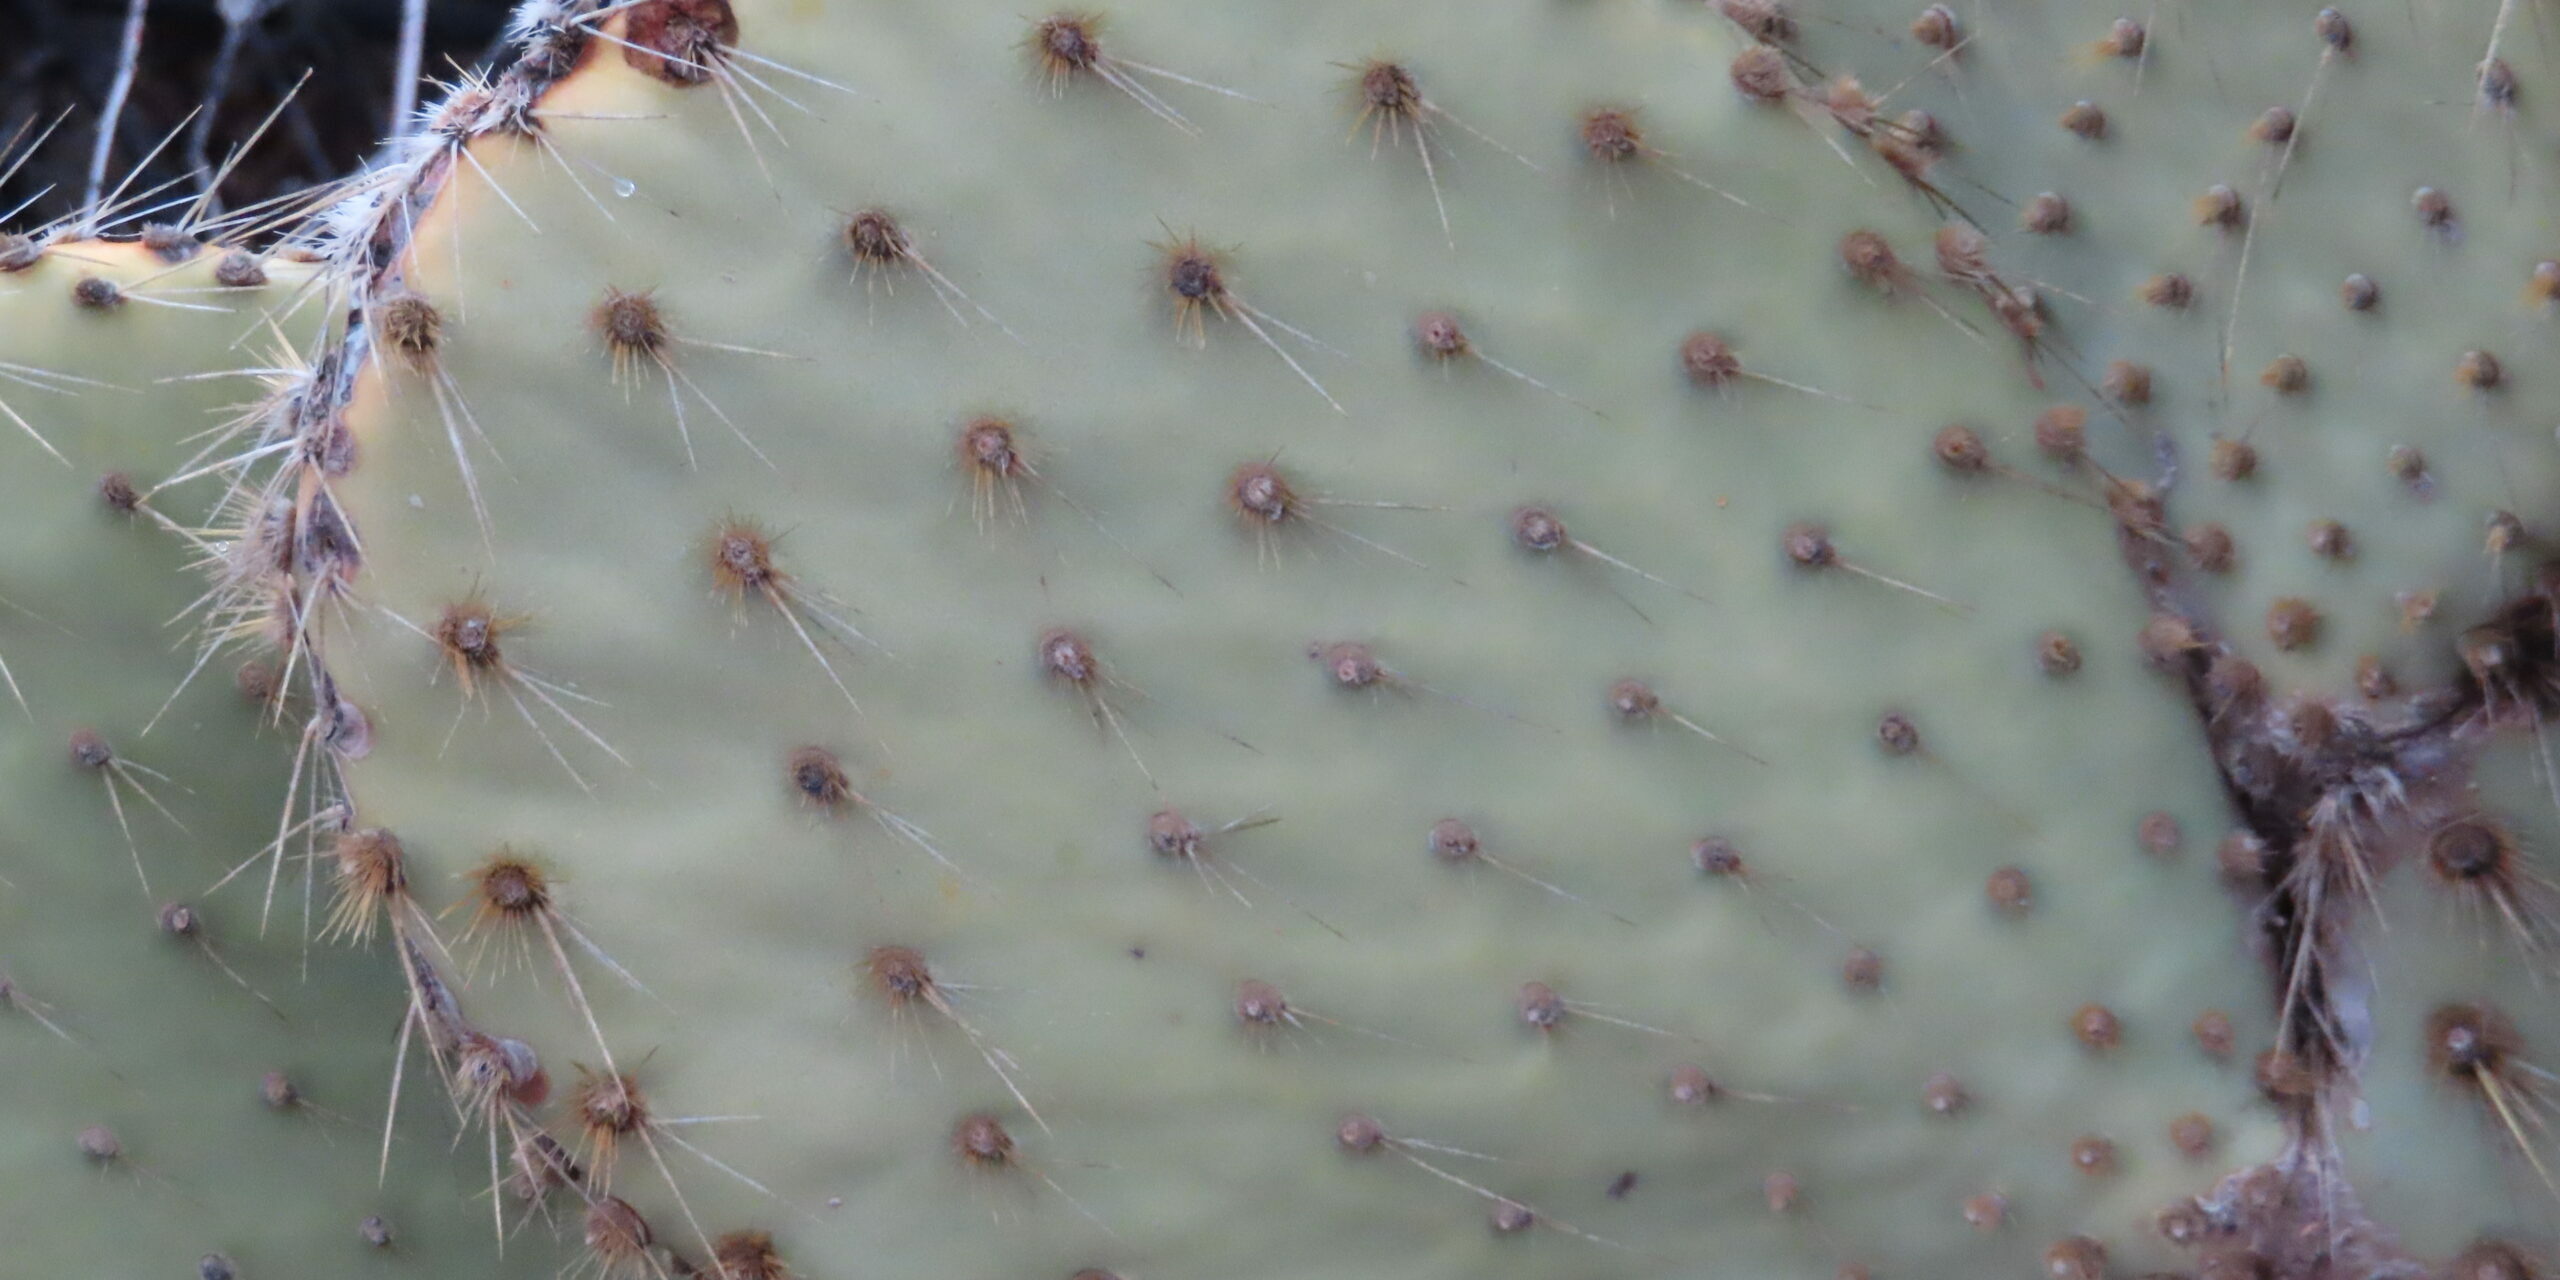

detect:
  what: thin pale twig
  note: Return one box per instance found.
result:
[82,0,154,226]
[390,0,431,138]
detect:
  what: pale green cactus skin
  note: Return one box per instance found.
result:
[1857,2,2560,1258]
[1953,3,2560,694]
[6,0,2560,1276]
[327,3,2276,1276]
[0,246,560,1278]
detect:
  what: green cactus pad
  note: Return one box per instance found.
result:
[15,0,2560,1273]
[0,243,565,1278]
[306,3,2288,1275]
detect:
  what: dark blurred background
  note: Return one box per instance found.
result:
[1,0,513,230]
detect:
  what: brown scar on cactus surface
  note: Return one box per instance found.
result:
[596,0,851,186]
[2098,439,2560,1257]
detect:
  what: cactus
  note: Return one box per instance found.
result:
[6,0,2560,1276]
[0,244,572,1276]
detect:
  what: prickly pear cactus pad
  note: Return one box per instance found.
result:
[322,1,2289,1276]
[1939,2,2560,698]
[1819,2,2560,1262]
[0,245,559,1277]
[11,0,2560,1275]
[1883,1,2560,1261]
[2344,732,2560,1263]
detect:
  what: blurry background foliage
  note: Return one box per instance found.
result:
[1,0,508,227]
